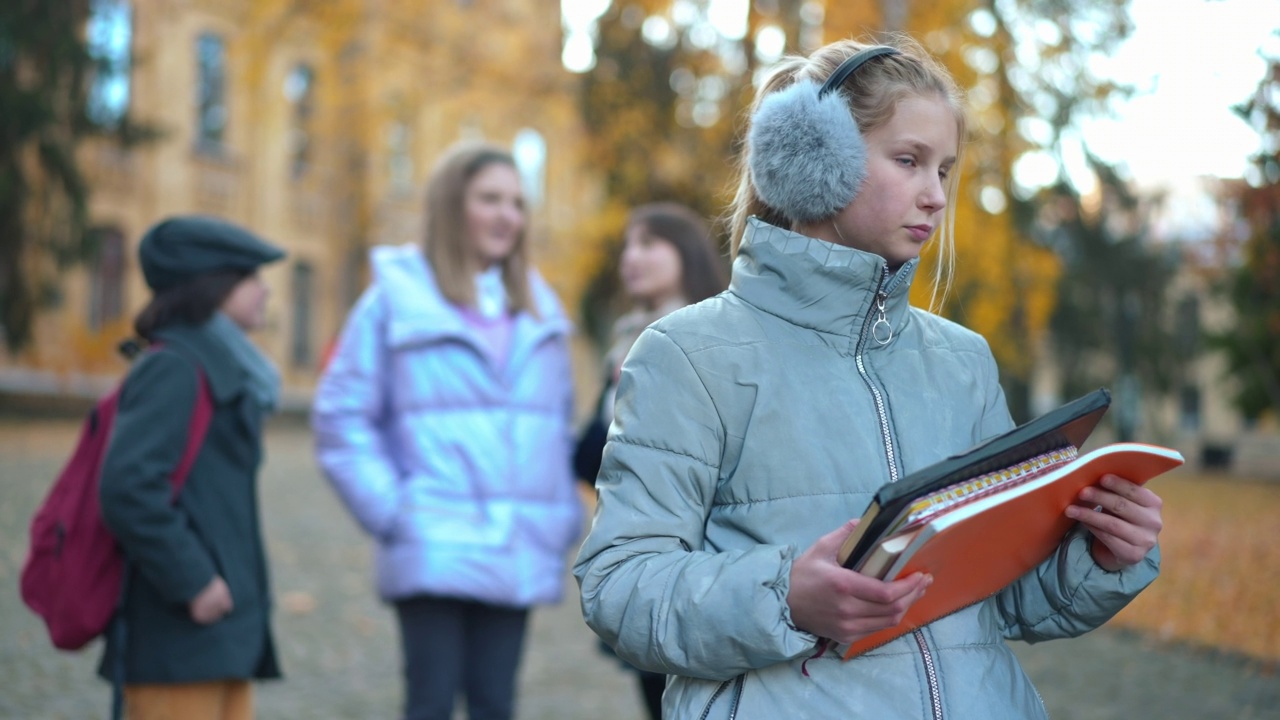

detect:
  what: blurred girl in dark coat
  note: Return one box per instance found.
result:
[99,216,285,720]
[573,202,726,719]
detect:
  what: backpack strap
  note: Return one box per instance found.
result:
[146,341,215,501]
[170,369,213,501]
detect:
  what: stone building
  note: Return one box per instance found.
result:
[0,0,601,409]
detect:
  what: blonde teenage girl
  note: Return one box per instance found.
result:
[575,37,1163,720]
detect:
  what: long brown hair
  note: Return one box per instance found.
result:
[726,35,967,310]
[133,269,250,340]
[627,203,726,305]
[422,141,536,315]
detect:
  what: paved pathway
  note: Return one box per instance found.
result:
[1,418,1275,719]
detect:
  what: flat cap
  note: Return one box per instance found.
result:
[139,215,286,291]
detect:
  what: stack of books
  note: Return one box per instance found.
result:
[835,388,1183,659]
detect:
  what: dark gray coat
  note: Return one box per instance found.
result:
[98,322,280,683]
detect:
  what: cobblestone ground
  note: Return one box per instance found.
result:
[2,417,1276,720]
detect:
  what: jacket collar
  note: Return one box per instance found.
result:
[152,321,248,403]
[371,244,570,360]
[730,217,917,346]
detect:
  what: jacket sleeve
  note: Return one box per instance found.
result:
[978,349,1162,642]
[573,329,816,681]
[311,287,401,539]
[99,351,217,604]
[995,528,1159,643]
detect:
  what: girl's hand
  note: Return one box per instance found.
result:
[787,520,931,645]
[1066,474,1164,572]
[189,575,234,624]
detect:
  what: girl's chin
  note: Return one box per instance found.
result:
[477,239,518,260]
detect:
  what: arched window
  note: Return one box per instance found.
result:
[88,227,126,331]
[196,32,228,149]
[284,63,315,178]
[86,0,133,128]
[512,128,546,209]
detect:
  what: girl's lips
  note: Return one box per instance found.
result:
[906,225,933,241]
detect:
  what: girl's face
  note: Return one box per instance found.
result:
[464,162,526,268]
[620,224,683,310]
[828,94,958,268]
[221,272,270,331]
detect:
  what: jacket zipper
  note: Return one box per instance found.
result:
[913,630,944,720]
[854,267,943,720]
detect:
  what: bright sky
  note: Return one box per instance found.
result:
[561,0,1278,199]
[1076,0,1278,190]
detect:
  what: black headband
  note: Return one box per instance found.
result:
[818,45,901,99]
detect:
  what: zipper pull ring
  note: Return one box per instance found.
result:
[871,293,892,345]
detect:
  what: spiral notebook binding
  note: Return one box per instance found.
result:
[893,446,1079,534]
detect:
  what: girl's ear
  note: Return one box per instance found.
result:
[746,45,899,225]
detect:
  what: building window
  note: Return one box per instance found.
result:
[284,63,315,178]
[196,32,228,150]
[1175,295,1200,357]
[86,0,132,128]
[513,128,546,209]
[1179,383,1201,432]
[88,227,126,331]
[290,260,313,369]
[340,246,365,310]
[388,118,413,194]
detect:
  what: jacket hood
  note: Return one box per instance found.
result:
[369,244,569,350]
[731,217,917,346]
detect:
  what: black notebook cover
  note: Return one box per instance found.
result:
[841,388,1112,570]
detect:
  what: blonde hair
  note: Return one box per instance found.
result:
[727,35,967,311]
[422,141,536,316]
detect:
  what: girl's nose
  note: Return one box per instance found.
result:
[504,200,524,224]
[920,175,947,211]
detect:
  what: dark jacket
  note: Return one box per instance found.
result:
[98,321,280,683]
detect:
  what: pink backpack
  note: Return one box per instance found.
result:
[20,353,213,651]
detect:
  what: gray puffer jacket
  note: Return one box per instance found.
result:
[574,218,1159,720]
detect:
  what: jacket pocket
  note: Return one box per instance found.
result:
[522,502,582,554]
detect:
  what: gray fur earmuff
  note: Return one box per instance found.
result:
[747,46,900,225]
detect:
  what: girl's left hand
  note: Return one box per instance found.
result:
[1065,474,1164,572]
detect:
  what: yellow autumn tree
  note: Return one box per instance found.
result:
[575,0,747,344]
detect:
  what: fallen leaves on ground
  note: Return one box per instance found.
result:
[1108,471,1280,663]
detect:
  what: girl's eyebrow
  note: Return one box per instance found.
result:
[898,139,956,165]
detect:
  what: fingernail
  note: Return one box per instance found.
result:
[1065,507,1080,519]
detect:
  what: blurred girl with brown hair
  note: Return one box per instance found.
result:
[314,141,581,720]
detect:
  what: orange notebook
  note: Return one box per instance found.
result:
[835,389,1184,659]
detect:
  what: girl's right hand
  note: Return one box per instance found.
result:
[189,575,234,624]
[787,520,931,645]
